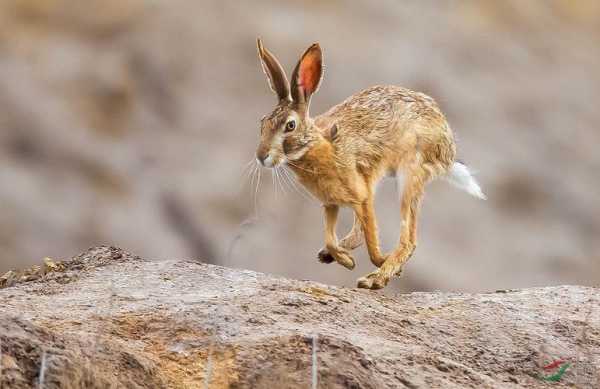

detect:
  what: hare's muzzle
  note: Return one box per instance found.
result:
[256,152,275,168]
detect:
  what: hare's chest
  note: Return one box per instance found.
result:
[298,171,351,205]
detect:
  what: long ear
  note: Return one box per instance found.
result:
[290,43,323,110]
[257,38,291,102]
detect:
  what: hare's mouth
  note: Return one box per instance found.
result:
[263,155,276,168]
[257,153,283,168]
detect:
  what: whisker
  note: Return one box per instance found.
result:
[241,159,254,173]
[282,170,308,203]
[282,166,317,203]
[278,167,294,195]
[279,167,296,194]
[275,167,288,196]
[244,158,255,170]
[248,162,258,191]
[274,168,280,196]
[245,165,256,205]
[286,160,315,174]
[243,159,257,182]
[254,167,262,218]
[281,168,292,196]
[271,169,277,199]
[237,159,259,201]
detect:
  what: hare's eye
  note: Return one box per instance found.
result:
[285,120,296,133]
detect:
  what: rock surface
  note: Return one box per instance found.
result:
[2,0,600,293]
[0,247,599,388]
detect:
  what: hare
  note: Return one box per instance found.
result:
[255,39,485,290]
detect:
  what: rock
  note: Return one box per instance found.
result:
[0,246,598,388]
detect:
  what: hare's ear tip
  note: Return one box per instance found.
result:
[257,37,264,51]
[302,43,321,58]
[309,43,323,57]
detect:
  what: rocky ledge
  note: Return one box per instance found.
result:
[0,246,598,388]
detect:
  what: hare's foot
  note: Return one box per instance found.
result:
[357,269,390,290]
[318,246,355,270]
[333,247,356,270]
[317,248,335,264]
[358,247,413,289]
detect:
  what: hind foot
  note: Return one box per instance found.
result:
[357,270,390,290]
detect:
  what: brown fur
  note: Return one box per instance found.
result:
[257,39,457,289]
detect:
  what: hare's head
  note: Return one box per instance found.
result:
[256,39,323,168]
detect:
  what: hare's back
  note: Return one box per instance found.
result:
[322,85,443,135]
[321,85,447,158]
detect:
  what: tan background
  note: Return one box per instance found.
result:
[1,0,599,292]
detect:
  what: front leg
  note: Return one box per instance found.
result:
[318,211,363,263]
[317,205,355,270]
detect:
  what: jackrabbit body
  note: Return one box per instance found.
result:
[256,39,485,290]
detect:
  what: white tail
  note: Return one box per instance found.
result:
[445,161,486,200]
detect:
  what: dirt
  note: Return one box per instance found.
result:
[0,246,599,388]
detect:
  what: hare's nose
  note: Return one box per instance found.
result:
[256,154,267,166]
[257,153,274,168]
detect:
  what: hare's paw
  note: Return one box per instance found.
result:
[333,247,356,270]
[317,248,335,264]
[318,247,355,270]
[356,270,389,290]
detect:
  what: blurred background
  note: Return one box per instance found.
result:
[1,0,599,292]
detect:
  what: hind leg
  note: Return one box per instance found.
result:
[318,212,363,263]
[357,167,430,289]
[352,193,387,269]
